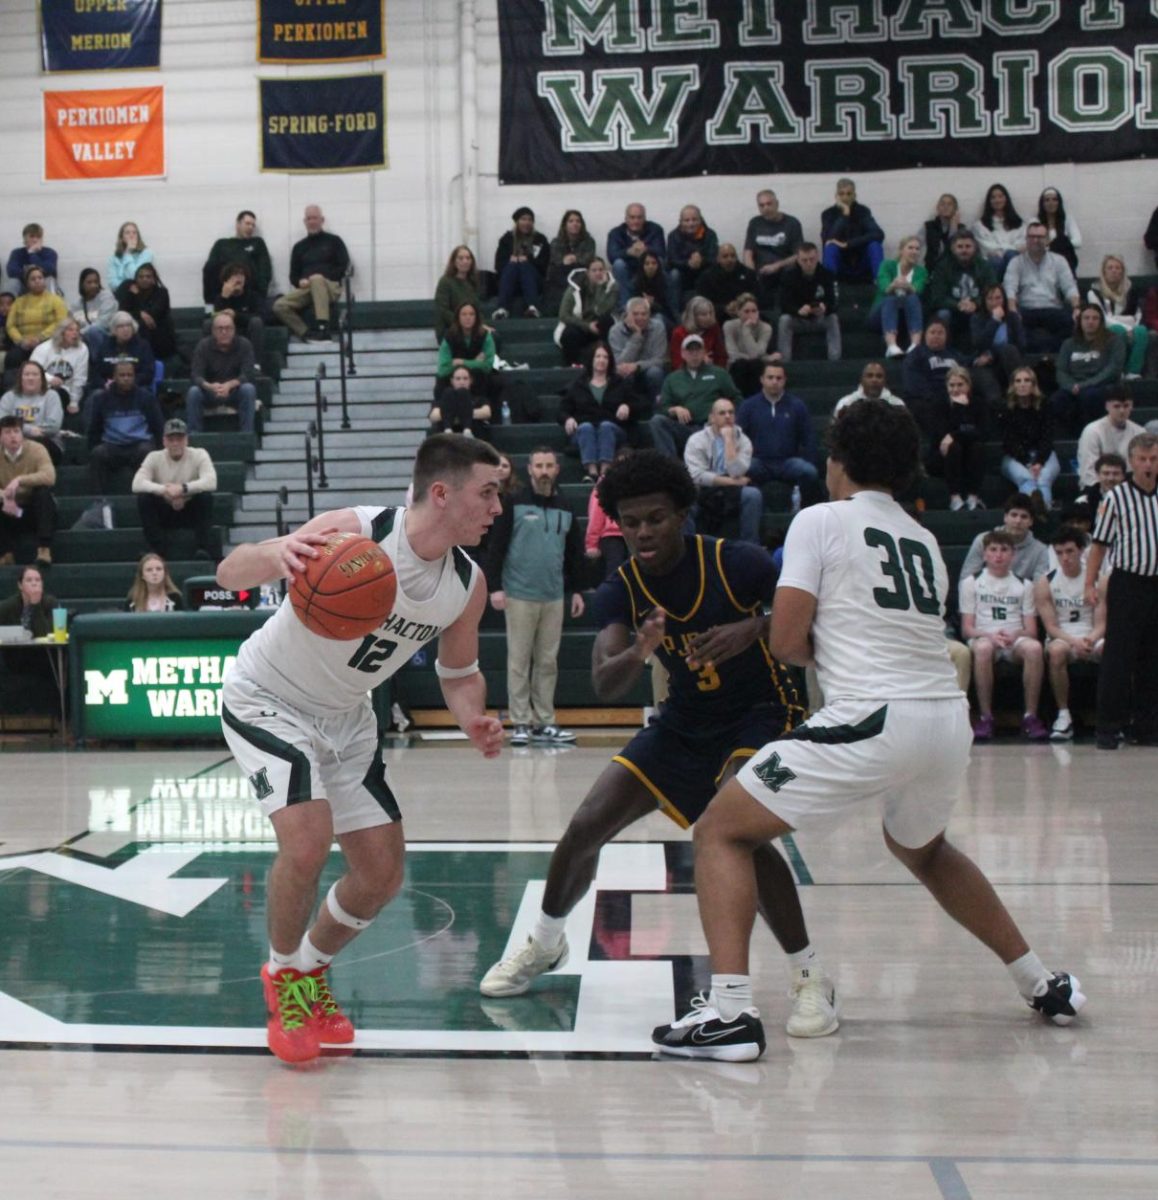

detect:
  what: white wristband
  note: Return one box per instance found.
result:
[435,659,480,679]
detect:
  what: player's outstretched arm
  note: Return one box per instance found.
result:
[438,576,503,758]
[685,613,766,672]
[768,586,817,667]
[592,609,665,701]
[216,509,361,589]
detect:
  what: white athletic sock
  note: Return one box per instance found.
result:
[710,974,756,1021]
[532,912,567,952]
[1057,708,1071,720]
[298,933,333,973]
[269,946,299,974]
[786,945,821,986]
[1007,949,1050,999]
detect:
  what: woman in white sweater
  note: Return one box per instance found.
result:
[972,182,1026,279]
[723,292,774,396]
[31,317,89,417]
[73,267,118,355]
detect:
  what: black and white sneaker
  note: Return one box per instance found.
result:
[652,993,766,1062]
[1029,971,1086,1025]
[509,725,530,746]
[531,725,577,745]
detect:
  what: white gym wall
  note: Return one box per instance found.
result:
[2,0,1153,306]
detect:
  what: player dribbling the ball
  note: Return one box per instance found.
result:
[217,434,505,1063]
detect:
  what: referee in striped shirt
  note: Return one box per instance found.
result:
[1085,432,1158,749]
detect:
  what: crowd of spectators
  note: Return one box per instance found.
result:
[419,182,1158,743]
[3,183,1158,745]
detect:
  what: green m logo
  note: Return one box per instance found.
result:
[249,768,274,801]
[752,751,796,794]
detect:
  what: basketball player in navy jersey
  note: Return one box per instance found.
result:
[480,451,839,1038]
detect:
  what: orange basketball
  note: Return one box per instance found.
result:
[289,532,397,640]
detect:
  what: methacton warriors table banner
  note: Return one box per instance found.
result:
[498,0,1158,184]
[257,0,385,63]
[40,0,162,73]
[259,75,387,172]
[44,86,165,181]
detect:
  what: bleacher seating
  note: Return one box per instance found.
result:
[7,271,1153,725]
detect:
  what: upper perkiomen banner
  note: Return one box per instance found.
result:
[498,0,1158,185]
[41,0,161,73]
[258,0,385,63]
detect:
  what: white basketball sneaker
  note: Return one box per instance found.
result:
[786,971,840,1038]
[479,935,569,997]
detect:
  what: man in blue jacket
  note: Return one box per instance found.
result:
[87,358,164,495]
[737,362,822,507]
[607,203,667,302]
[485,447,586,746]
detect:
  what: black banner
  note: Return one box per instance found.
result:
[41,0,161,73]
[499,0,1158,184]
[260,76,387,173]
[258,0,384,63]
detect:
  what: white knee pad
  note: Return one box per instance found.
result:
[326,881,372,930]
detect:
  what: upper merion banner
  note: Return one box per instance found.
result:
[41,0,162,73]
[498,0,1158,184]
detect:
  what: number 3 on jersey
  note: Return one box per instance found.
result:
[864,528,939,614]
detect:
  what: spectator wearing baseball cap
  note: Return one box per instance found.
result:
[648,331,739,459]
[131,417,218,561]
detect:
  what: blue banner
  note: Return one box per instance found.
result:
[260,76,387,174]
[258,0,384,64]
[41,0,161,73]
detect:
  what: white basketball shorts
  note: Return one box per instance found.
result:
[736,697,972,849]
[221,668,400,835]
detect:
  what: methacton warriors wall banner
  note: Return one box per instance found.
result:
[44,86,165,181]
[257,0,385,63]
[259,75,387,172]
[498,0,1158,184]
[40,0,162,73]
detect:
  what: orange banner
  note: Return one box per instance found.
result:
[44,86,165,181]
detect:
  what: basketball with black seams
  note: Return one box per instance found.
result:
[289,532,397,639]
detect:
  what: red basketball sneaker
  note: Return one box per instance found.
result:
[261,965,321,1063]
[306,966,355,1044]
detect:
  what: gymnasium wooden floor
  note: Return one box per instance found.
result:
[1,737,1155,1199]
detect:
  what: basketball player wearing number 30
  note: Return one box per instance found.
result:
[653,400,1085,1063]
[217,434,505,1063]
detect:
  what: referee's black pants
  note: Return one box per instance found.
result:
[1097,570,1158,738]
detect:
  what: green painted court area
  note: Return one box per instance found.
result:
[0,846,580,1036]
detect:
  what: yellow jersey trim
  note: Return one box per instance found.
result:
[714,538,758,616]
[612,755,691,830]
[628,536,706,625]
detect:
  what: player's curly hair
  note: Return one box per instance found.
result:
[596,448,697,519]
[827,398,920,495]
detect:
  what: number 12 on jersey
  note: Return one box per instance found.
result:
[347,635,399,673]
[864,528,939,614]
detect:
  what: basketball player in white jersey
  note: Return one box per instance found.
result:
[652,400,1084,1062]
[1035,526,1105,742]
[216,434,505,1062]
[959,529,1048,741]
